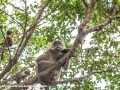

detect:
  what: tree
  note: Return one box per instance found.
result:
[0,0,120,90]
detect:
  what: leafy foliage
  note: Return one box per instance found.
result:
[0,0,120,90]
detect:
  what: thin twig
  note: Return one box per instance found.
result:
[47,65,117,85]
[15,0,28,53]
[78,0,96,34]
[0,9,24,29]
[23,0,28,29]
[82,0,89,8]
[7,2,24,12]
[84,17,118,34]
[112,0,117,16]
[80,44,91,73]
[1,63,35,85]
[24,0,62,34]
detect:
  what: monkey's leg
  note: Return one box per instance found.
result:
[45,85,50,90]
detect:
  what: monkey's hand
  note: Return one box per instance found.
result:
[57,48,75,61]
[61,48,70,54]
[62,48,76,57]
[57,49,70,60]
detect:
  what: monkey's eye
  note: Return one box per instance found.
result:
[57,42,61,45]
[52,41,64,47]
[53,41,60,45]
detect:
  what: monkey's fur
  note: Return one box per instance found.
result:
[0,30,13,48]
[10,70,30,90]
[4,30,13,47]
[0,30,13,61]
[35,40,71,84]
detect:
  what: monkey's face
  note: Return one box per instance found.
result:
[49,40,65,51]
[50,70,60,81]
[6,30,13,35]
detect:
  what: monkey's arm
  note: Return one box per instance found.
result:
[56,49,70,70]
[35,54,46,74]
[62,59,70,71]
[35,52,52,74]
[60,48,75,70]
[36,55,44,62]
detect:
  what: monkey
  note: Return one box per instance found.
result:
[0,30,13,48]
[14,70,30,84]
[0,30,13,60]
[35,40,72,86]
[4,30,13,46]
[9,70,30,90]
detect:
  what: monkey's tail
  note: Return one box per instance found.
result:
[0,45,6,61]
[1,50,4,61]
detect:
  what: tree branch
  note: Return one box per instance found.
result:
[23,0,28,29]
[91,0,96,8]
[9,0,119,87]
[15,0,28,54]
[1,64,35,85]
[78,0,96,34]
[82,0,89,8]
[112,0,117,16]
[84,16,119,34]
[1,0,119,89]
[25,0,63,34]
[9,63,117,90]
[53,67,114,85]
[7,2,24,12]
[9,16,119,90]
